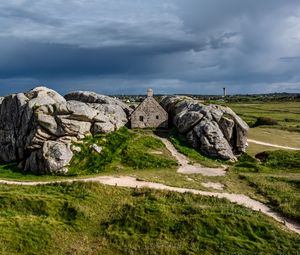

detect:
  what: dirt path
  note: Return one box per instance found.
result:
[157,136,226,176]
[0,176,299,235]
[248,139,300,151]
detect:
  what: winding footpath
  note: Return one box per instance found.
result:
[248,139,300,151]
[158,136,227,176]
[0,176,299,234]
[0,137,299,235]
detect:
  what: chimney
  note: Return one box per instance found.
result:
[147,88,153,97]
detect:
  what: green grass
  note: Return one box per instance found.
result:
[235,150,300,173]
[234,150,300,221]
[0,182,299,255]
[169,129,222,168]
[225,100,300,223]
[241,174,300,222]
[0,163,79,181]
[0,128,177,180]
[249,128,300,149]
[68,127,178,174]
[256,150,300,170]
[225,102,300,132]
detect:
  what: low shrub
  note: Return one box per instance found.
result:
[255,150,300,170]
[253,117,279,127]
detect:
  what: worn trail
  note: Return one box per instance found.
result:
[248,139,300,150]
[157,136,226,176]
[0,136,299,234]
[0,176,299,235]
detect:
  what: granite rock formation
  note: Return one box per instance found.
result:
[0,87,129,174]
[160,96,249,161]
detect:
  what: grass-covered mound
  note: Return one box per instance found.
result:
[0,182,299,255]
[253,117,279,127]
[256,150,300,170]
[69,127,177,174]
[235,150,300,173]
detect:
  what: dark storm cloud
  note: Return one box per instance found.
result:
[0,0,300,95]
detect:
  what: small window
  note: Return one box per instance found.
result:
[139,116,144,122]
[156,115,159,120]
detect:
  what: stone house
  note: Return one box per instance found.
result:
[131,88,168,129]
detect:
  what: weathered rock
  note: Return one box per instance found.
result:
[194,118,236,160]
[65,100,98,122]
[92,122,115,135]
[26,127,54,150]
[88,103,128,130]
[56,117,92,137]
[71,145,82,153]
[90,144,102,154]
[175,111,204,133]
[219,116,235,141]
[160,96,248,160]
[186,130,200,148]
[24,141,73,174]
[57,136,78,144]
[0,86,130,174]
[36,113,61,136]
[64,91,133,116]
[0,93,31,162]
[27,86,66,108]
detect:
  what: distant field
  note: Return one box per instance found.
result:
[223,101,300,155]
[247,128,300,156]
[226,101,300,131]
[249,128,300,147]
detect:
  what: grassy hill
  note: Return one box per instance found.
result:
[0,182,299,255]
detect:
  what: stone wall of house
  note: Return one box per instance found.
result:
[131,97,168,128]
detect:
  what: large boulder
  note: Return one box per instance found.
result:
[64,91,133,116]
[0,87,129,174]
[24,141,73,174]
[160,96,249,160]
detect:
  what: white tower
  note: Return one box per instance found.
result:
[223,87,227,97]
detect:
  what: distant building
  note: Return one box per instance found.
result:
[223,87,227,97]
[131,88,168,129]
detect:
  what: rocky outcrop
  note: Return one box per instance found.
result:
[160,96,249,160]
[0,87,129,174]
[64,91,133,116]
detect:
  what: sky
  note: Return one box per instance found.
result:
[1,0,300,96]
